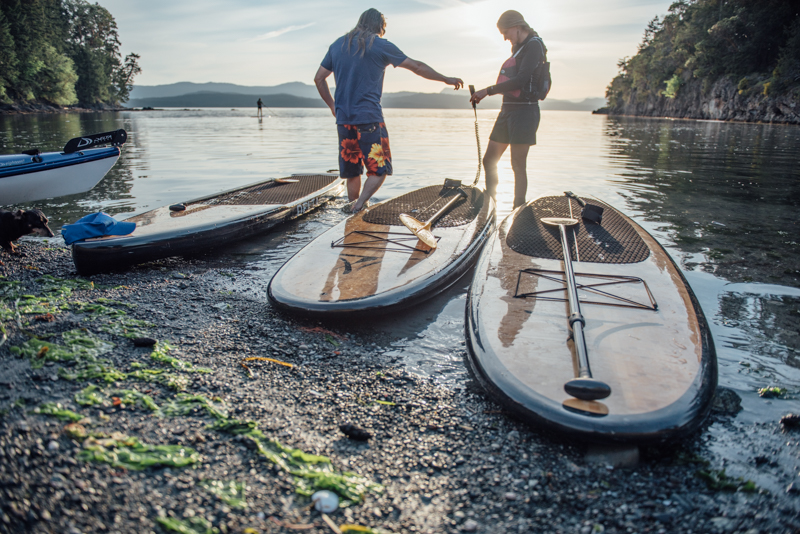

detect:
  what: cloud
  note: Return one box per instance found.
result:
[250,22,315,42]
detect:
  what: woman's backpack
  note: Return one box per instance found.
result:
[531,37,551,101]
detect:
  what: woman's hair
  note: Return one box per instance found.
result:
[344,8,387,57]
[497,10,539,52]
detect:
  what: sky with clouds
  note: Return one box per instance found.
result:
[95,0,675,101]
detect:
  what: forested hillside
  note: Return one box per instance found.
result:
[604,0,800,123]
[0,0,140,108]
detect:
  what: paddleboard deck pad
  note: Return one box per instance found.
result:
[71,174,343,275]
[466,195,717,443]
[268,184,495,316]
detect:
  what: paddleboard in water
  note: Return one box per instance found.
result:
[466,194,717,442]
[268,184,495,316]
[71,174,344,275]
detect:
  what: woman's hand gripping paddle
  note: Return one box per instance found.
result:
[541,217,612,402]
[399,188,468,249]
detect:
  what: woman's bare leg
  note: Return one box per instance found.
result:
[509,144,530,208]
[482,140,508,200]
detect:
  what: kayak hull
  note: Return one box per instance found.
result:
[0,147,120,205]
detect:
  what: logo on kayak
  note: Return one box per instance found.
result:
[77,134,114,148]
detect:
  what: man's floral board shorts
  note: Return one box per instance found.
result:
[337,122,393,178]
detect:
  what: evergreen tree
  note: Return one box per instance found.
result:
[607,0,800,108]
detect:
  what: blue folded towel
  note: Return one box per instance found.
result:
[61,212,136,245]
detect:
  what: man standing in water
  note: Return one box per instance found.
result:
[256,98,263,118]
[314,8,463,213]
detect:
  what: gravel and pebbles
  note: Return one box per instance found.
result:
[1,240,799,534]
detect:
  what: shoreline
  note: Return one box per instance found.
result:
[0,102,130,115]
[1,241,799,534]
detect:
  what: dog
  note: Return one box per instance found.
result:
[0,209,55,253]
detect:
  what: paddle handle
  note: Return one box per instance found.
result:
[564,191,586,208]
[557,223,592,379]
[426,189,467,227]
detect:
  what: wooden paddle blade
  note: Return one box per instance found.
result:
[399,213,438,249]
[274,178,300,184]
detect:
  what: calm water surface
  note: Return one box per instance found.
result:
[2,108,800,486]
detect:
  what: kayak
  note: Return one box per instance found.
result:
[268,183,495,316]
[0,130,126,205]
[465,194,717,442]
[71,173,344,275]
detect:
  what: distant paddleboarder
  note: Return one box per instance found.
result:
[314,8,464,213]
[257,98,263,118]
[470,10,548,208]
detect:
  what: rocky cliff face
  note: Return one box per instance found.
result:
[608,78,800,124]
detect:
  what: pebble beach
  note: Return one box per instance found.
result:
[1,240,799,534]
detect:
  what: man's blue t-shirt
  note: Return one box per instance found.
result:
[321,35,407,124]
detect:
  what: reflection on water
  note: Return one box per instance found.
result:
[1,109,798,407]
[604,117,800,288]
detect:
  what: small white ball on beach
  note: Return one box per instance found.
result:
[312,490,339,513]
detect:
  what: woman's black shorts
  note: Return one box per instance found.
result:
[489,103,540,145]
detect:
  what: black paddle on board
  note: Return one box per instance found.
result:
[541,216,612,401]
[63,129,127,154]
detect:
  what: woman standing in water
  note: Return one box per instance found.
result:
[470,10,548,208]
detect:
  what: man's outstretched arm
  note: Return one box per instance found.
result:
[398,58,463,90]
[314,66,336,117]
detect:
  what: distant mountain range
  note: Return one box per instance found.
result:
[128,82,605,111]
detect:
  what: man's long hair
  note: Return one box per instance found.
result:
[344,8,386,57]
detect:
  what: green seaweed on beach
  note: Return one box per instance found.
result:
[758,386,787,398]
[59,363,128,383]
[199,479,247,508]
[155,516,219,534]
[75,385,107,406]
[78,433,200,470]
[72,302,129,320]
[127,368,190,391]
[208,418,381,505]
[697,469,758,492]
[150,342,212,373]
[113,389,161,412]
[100,316,154,338]
[34,402,84,422]
[10,329,114,369]
[37,275,93,297]
[163,393,228,419]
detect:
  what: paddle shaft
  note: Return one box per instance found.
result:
[555,223,592,379]
[425,190,467,229]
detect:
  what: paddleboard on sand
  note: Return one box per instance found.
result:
[71,174,344,275]
[268,184,496,316]
[466,194,717,442]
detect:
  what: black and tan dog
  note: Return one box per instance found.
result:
[0,209,55,253]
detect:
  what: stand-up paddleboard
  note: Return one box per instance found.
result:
[71,174,344,275]
[466,194,717,442]
[268,184,495,317]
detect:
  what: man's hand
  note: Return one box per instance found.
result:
[470,88,489,105]
[445,77,464,90]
